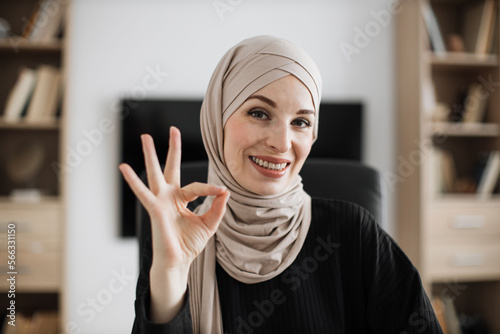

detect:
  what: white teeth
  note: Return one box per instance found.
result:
[251,157,287,171]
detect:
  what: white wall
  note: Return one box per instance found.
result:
[65,0,396,332]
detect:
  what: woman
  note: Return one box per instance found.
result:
[120,36,443,333]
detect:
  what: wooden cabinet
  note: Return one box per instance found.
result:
[0,0,67,330]
[0,201,62,292]
[396,0,500,331]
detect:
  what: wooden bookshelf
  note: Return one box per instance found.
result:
[397,0,500,332]
[0,0,67,332]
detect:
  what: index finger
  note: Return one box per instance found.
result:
[164,126,182,187]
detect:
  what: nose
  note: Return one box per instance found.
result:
[266,122,292,153]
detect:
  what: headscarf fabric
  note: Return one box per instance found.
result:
[188,35,322,334]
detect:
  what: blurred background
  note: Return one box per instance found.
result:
[1,0,499,333]
[66,2,394,332]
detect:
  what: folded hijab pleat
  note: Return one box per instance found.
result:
[188,35,322,334]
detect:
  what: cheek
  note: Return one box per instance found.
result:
[294,136,313,165]
[224,119,255,167]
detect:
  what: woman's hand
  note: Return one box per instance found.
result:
[119,126,229,323]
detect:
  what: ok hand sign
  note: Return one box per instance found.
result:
[119,127,229,271]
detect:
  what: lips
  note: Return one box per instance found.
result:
[249,155,291,178]
[251,156,288,171]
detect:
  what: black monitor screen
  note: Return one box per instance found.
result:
[120,99,362,237]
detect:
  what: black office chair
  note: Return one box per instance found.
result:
[136,158,383,270]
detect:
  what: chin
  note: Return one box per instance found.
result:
[248,181,288,196]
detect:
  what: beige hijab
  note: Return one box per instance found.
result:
[188,35,322,334]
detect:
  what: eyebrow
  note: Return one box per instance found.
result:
[246,94,316,115]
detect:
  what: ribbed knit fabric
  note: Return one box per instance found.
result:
[132,198,443,334]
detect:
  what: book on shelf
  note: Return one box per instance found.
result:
[2,67,37,123]
[442,296,463,334]
[431,297,449,334]
[421,2,447,54]
[462,82,489,123]
[432,295,473,334]
[22,1,43,39]
[491,11,499,54]
[463,0,497,54]
[477,150,500,197]
[475,0,496,54]
[24,65,61,123]
[24,0,66,42]
[431,148,457,194]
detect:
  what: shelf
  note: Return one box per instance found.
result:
[0,37,62,52]
[427,52,498,68]
[430,193,500,204]
[0,196,61,207]
[431,122,500,137]
[0,119,60,130]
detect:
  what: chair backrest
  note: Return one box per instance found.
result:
[300,158,382,222]
[137,158,383,269]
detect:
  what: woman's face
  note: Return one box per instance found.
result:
[223,75,315,196]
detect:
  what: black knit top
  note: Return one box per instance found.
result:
[132,198,443,334]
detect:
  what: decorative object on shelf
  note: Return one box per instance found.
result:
[454,177,477,194]
[431,103,450,123]
[447,34,465,53]
[0,17,10,38]
[5,138,46,185]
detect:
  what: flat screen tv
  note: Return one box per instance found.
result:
[120,99,363,237]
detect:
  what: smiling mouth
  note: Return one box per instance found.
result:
[250,156,290,171]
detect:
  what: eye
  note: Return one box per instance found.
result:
[247,109,270,120]
[291,118,312,128]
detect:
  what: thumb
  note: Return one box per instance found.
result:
[200,190,230,233]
